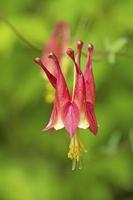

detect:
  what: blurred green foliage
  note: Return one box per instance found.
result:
[0,0,133,200]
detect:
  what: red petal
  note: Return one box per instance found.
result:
[86,102,98,135]
[34,57,57,88]
[48,53,70,107]
[67,46,88,127]
[73,74,86,109]
[84,44,96,105]
[42,21,70,76]
[66,47,86,109]
[77,40,83,67]
[66,48,81,74]
[42,53,71,132]
[61,101,80,137]
[42,99,57,131]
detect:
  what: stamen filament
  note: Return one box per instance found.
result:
[68,131,87,170]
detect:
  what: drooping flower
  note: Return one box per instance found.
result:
[34,40,98,169]
[42,21,70,76]
[40,21,70,102]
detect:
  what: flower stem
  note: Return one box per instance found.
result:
[0,15,41,52]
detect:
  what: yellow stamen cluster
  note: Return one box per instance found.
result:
[45,84,55,102]
[68,132,87,170]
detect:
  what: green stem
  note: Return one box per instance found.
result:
[0,15,41,52]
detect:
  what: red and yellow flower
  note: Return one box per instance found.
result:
[40,21,70,102]
[35,40,98,169]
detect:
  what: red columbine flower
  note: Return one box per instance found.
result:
[41,21,70,76]
[40,21,70,102]
[34,40,98,169]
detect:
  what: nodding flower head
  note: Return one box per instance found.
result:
[35,40,98,137]
[40,21,70,103]
[41,21,70,77]
[34,40,98,168]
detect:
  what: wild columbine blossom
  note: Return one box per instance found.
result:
[42,21,70,76]
[34,40,98,170]
[41,21,70,102]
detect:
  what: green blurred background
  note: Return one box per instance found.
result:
[0,0,133,199]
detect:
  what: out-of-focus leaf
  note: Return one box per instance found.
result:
[129,129,133,152]
[104,37,128,64]
[100,131,122,155]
